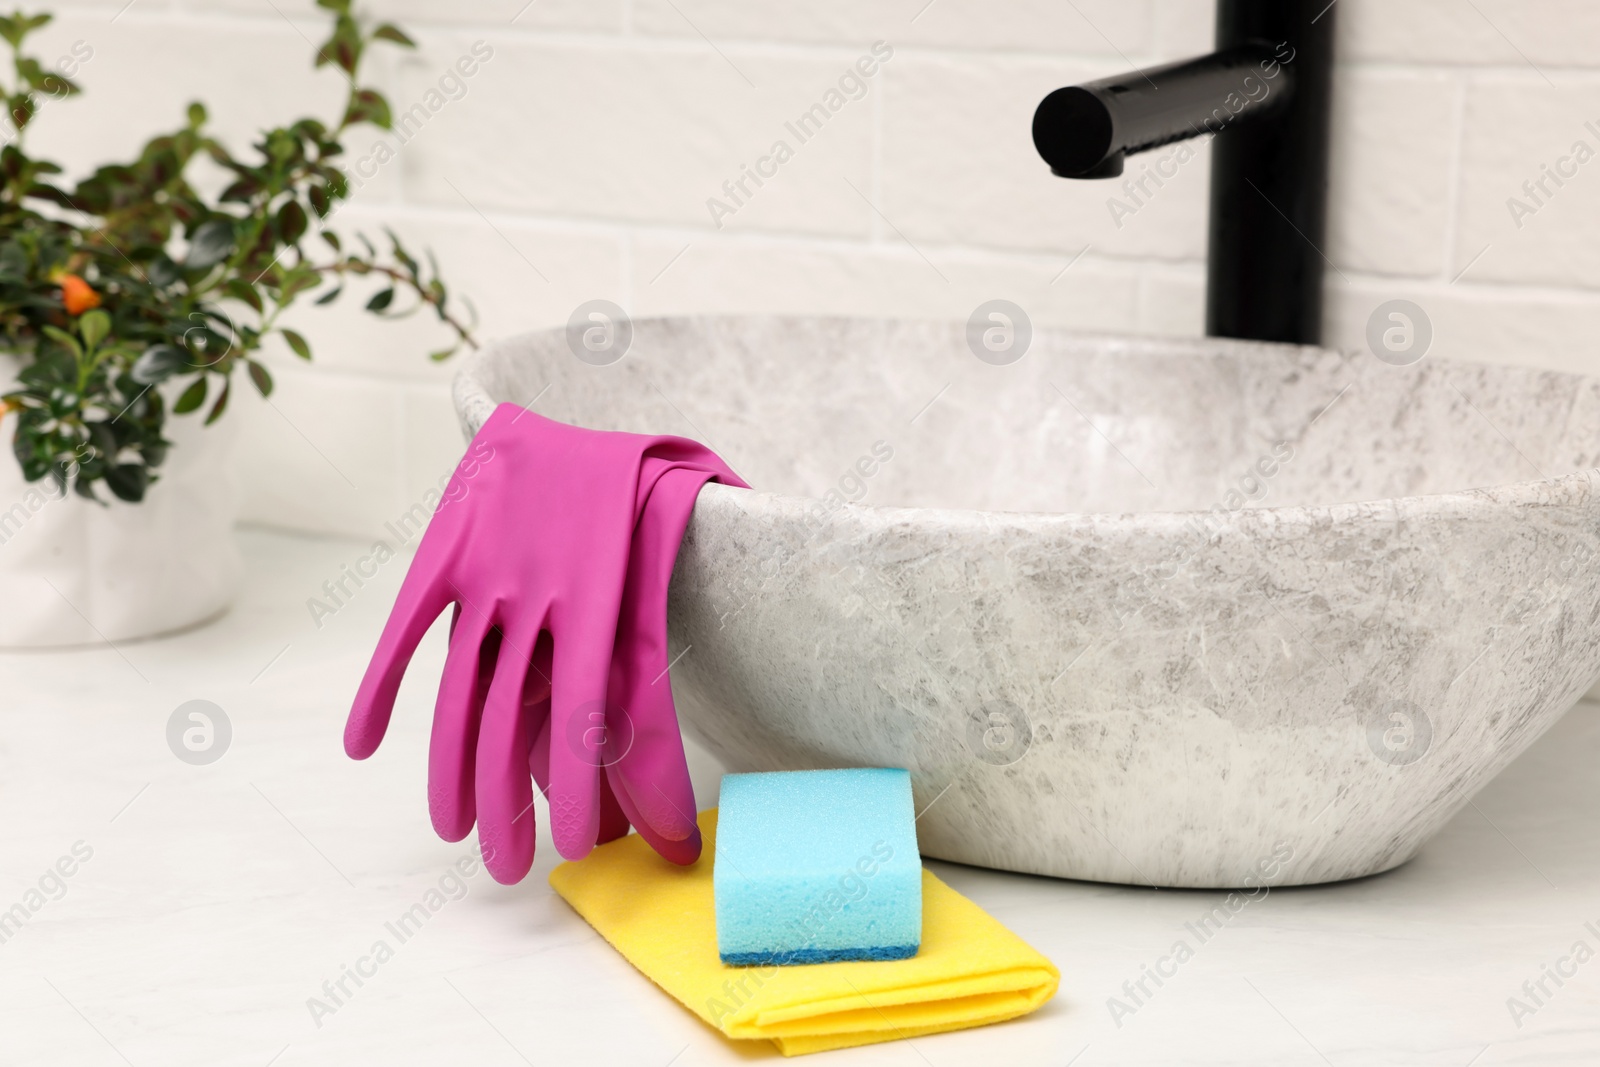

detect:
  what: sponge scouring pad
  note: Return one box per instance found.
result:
[714,768,922,966]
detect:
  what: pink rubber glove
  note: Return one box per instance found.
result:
[345,404,744,883]
[526,464,719,866]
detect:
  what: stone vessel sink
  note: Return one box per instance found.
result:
[453,315,1600,888]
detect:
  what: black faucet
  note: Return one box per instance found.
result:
[1032,0,1335,346]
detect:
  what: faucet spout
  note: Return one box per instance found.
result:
[1032,44,1291,180]
[1030,0,1335,346]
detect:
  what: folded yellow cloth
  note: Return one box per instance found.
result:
[548,809,1059,1056]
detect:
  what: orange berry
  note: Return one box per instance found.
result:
[60,274,101,315]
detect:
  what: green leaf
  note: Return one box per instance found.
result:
[278,199,308,244]
[281,328,312,360]
[132,345,188,385]
[41,325,83,360]
[36,72,79,98]
[321,230,341,252]
[366,287,394,311]
[315,21,360,71]
[281,267,320,300]
[22,180,70,207]
[78,309,111,350]
[173,376,208,414]
[16,57,46,90]
[224,279,265,313]
[219,177,262,202]
[428,346,457,362]
[371,23,416,47]
[147,255,182,288]
[204,378,231,425]
[0,13,50,48]
[187,101,207,127]
[318,17,362,75]
[9,93,34,131]
[342,88,392,130]
[313,285,342,306]
[247,360,273,397]
[335,39,358,74]
[88,423,116,459]
[104,464,149,503]
[186,218,236,270]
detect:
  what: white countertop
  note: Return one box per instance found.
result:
[3,529,1598,1066]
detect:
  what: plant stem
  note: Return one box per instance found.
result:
[313,260,479,349]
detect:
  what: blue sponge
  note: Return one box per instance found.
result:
[714,768,922,966]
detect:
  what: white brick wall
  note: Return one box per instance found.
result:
[18,0,1600,536]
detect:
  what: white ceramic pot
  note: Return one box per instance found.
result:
[0,355,241,647]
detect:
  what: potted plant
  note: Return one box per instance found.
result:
[0,1,475,645]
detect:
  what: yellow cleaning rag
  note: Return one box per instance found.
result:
[548,809,1059,1056]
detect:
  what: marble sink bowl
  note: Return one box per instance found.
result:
[454,315,1600,888]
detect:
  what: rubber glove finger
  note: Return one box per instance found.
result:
[607,467,712,843]
[530,706,660,850]
[607,687,700,845]
[554,662,697,862]
[546,628,615,861]
[595,769,632,845]
[529,710,553,795]
[474,620,541,884]
[524,628,554,708]
[346,557,452,759]
[604,639,698,845]
[544,685,697,863]
[607,764,702,865]
[524,635,555,798]
[427,611,497,842]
